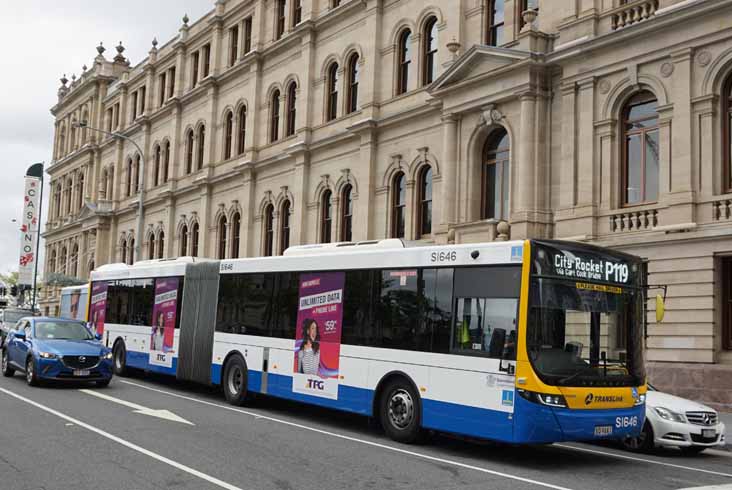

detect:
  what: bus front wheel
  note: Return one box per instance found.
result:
[380,378,422,444]
[223,355,249,406]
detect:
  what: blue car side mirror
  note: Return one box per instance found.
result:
[95,333,103,341]
[13,331,26,341]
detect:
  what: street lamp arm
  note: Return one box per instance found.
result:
[73,120,146,263]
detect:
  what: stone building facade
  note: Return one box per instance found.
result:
[43,0,732,409]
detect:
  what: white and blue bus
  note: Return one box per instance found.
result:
[90,239,648,444]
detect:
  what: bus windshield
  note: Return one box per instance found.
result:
[527,278,645,387]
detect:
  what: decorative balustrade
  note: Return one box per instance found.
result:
[611,0,658,30]
[610,209,658,232]
[713,199,732,221]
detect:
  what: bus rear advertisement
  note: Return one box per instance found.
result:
[89,239,647,445]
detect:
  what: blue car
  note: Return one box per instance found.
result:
[1,317,113,387]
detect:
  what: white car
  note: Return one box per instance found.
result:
[623,386,726,455]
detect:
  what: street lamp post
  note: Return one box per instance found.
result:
[73,121,145,263]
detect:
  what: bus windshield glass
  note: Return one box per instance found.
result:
[527,278,645,387]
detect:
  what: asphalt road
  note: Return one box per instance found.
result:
[0,372,730,490]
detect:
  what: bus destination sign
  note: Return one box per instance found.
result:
[532,241,638,286]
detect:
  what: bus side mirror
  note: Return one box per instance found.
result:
[655,294,665,323]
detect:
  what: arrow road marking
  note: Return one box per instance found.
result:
[79,389,194,425]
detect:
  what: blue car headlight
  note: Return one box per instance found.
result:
[38,352,59,360]
[103,351,113,360]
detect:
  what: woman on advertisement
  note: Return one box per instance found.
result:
[297,318,320,375]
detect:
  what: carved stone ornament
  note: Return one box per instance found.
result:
[660,62,674,78]
[599,79,611,94]
[479,107,503,126]
[696,50,712,67]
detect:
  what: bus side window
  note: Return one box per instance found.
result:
[452,267,521,360]
[422,268,454,354]
[376,270,422,351]
[342,270,376,347]
[271,272,299,339]
[216,273,274,336]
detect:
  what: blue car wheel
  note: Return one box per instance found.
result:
[25,357,39,386]
[1,350,14,377]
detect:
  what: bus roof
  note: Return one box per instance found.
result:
[60,284,89,293]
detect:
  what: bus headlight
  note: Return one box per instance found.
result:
[518,390,568,408]
[634,393,646,406]
[653,406,685,423]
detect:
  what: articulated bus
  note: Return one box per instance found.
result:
[89,239,647,444]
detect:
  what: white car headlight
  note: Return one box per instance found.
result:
[38,351,58,359]
[653,406,686,423]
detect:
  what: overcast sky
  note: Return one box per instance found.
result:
[0,0,212,277]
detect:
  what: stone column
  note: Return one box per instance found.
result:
[517,93,537,213]
[240,166,256,257]
[559,82,577,209]
[354,121,378,240]
[576,77,596,207]
[669,48,695,197]
[290,145,311,246]
[695,95,717,197]
[440,114,458,227]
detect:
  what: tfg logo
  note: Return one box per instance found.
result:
[307,379,325,390]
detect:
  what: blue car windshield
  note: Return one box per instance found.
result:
[35,322,93,341]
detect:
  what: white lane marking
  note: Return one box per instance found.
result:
[0,387,242,490]
[554,444,732,479]
[677,485,732,490]
[79,389,193,425]
[119,380,575,490]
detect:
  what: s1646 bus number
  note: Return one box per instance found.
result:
[615,416,639,428]
[431,251,457,263]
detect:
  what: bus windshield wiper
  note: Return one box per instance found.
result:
[558,367,595,385]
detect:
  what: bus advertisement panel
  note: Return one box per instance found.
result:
[292,272,344,400]
[149,278,179,368]
[89,282,108,336]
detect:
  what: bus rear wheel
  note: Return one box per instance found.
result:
[112,341,127,376]
[223,355,249,406]
[380,378,422,444]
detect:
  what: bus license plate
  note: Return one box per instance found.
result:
[73,370,90,377]
[702,429,716,438]
[594,425,613,437]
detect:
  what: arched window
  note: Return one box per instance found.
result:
[280,200,291,254]
[70,244,78,277]
[293,0,302,26]
[197,125,206,170]
[224,111,234,160]
[157,231,165,259]
[724,74,732,192]
[417,166,433,238]
[77,172,84,210]
[391,172,406,238]
[263,204,274,256]
[65,179,73,214]
[286,82,297,137]
[271,90,281,142]
[126,158,133,196]
[59,247,67,275]
[163,140,170,183]
[154,144,161,187]
[340,184,353,242]
[134,154,141,193]
[346,54,359,114]
[422,17,438,86]
[191,223,200,257]
[58,127,66,158]
[148,234,156,260]
[482,129,510,220]
[321,190,332,243]
[186,130,194,174]
[397,29,412,95]
[218,215,228,259]
[622,92,659,205]
[49,250,56,273]
[326,63,339,122]
[486,0,505,46]
[238,106,247,155]
[107,168,114,200]
[120,239,127,264]
[231,212,241,259]
[128,238,135,265]
[180,224,188,256]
